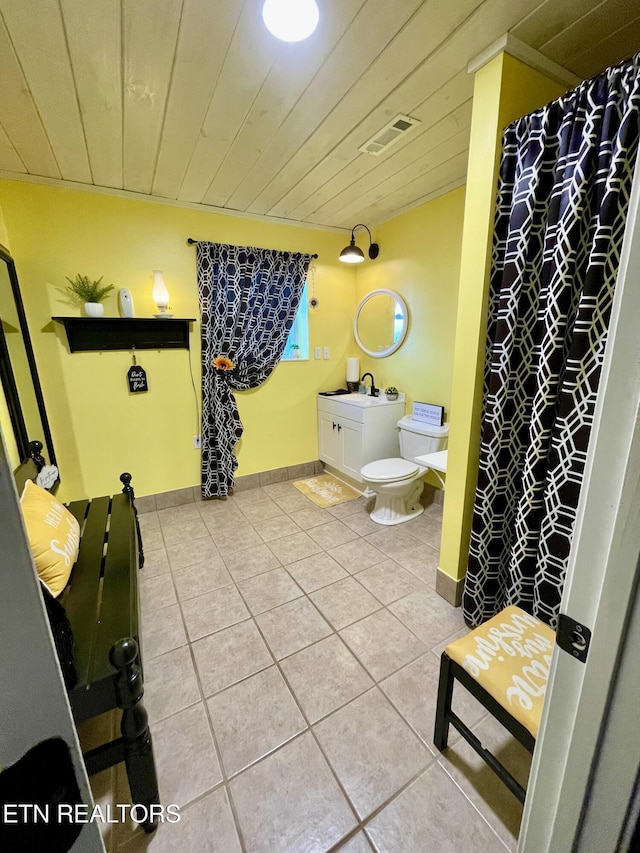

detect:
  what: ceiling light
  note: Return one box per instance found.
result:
[339,224,379,264]
[262,0,319,42]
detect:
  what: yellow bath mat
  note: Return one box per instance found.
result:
[293,474,360,508]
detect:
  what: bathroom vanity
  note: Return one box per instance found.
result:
[317,393,405,483]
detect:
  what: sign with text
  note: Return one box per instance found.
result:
[128,366,148,393]
[412,401,444,426]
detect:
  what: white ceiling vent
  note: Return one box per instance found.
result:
[358,114,421,156]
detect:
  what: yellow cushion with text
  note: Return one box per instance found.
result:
[20,480,80,597]
[445,605,555,738]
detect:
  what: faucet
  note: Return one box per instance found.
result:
[361,372,378,397]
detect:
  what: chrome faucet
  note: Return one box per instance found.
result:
[361,372,378,397]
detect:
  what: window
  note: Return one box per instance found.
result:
[282,282,309,360]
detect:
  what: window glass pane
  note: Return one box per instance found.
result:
[282,283,309,360]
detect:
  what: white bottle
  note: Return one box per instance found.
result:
[118,288,135,318]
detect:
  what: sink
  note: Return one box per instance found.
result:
[329,392,405,407]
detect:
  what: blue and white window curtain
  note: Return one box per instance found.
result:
[196,242,312,497]
[463,54,640,629]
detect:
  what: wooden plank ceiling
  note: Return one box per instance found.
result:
[0,0,638,230]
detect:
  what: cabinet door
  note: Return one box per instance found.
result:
[318,411,340,466]
[340,419,364,481]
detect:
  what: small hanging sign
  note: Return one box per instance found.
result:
[128,365,148,393]
[128,348,148,393]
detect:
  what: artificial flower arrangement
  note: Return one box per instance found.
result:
[212,356,235,371]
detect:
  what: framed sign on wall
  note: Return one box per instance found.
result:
[412,401,444,426]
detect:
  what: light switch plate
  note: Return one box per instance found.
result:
[323,346,330,359]
[314,347,321,360]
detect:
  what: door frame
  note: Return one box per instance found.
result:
[0,433,104,852]
[518,150,640,851]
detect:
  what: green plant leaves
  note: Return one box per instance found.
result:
[64,274,114,304]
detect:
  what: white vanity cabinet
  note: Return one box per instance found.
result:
[317,394,405,483]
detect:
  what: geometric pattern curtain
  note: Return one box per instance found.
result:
[196,242,312,497]
[463,54,640,629]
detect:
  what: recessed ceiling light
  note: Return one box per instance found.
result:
[262,0,319,42]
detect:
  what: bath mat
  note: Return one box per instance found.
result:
[293,474,360,508]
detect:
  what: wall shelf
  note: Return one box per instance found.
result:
[52,317,195,353]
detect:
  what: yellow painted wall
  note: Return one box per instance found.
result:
[0,181,355,501]
[439,53,568,585]
[353,186,466,487]
[0,203,8,246]
[0,381,20,471]
[0,204,20,470]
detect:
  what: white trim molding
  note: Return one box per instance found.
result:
[468,33,581,89]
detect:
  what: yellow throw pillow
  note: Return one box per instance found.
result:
[20,480,80,597]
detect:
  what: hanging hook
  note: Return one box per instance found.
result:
[309,262,319,309]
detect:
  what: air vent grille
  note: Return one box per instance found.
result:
[359,114,421,156]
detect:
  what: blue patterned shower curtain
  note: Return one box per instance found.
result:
[196,242,312,497]
[463,54,640,629]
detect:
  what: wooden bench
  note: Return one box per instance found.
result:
[15,444,160,833]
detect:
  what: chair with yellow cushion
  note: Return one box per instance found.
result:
[433,605,555,803]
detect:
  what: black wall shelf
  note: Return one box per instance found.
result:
[52,317,195,353]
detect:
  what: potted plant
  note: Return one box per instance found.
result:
[65,274,114,317]
[291,343,301,359]
[385,386,399,400]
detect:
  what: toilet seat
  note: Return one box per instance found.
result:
[361,457,420,483]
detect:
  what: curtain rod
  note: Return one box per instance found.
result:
[187,238,317,258]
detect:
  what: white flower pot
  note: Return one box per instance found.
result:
[84,302,104,318]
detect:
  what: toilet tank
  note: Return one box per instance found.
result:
[398,416,449,463]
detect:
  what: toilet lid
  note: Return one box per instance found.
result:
[361,458,420,483]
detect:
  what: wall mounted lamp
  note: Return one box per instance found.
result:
[262,0,319,42]
[152,270,170,318]
[338,224,380,264]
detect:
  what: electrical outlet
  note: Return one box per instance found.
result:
[323,346,330,359]
[314,347,321,360]
[193,435,201,449]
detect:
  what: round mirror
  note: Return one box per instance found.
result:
[354,289,409,358]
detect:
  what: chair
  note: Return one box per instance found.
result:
[433,604,555,803]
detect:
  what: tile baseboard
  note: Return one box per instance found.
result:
[436,569,464,607]
[138,462,323,509]
[422,483,445,506]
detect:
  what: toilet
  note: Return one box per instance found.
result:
[360,416,449,526]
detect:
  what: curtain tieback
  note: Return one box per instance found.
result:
[212,356,235,373]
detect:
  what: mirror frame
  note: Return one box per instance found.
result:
[353,288,409,358]
[0,244,56,467]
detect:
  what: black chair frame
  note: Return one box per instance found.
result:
[434,652,536,804]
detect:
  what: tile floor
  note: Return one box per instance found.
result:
[86,479,530,852]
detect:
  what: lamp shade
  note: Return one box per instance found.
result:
[339,240,365,264]
[262,0,319,42]
[152,270,169,312]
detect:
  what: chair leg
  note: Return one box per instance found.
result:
[110,638,159,833]
[434,652,454,750]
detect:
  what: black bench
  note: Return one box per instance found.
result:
[15,444,160,833]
